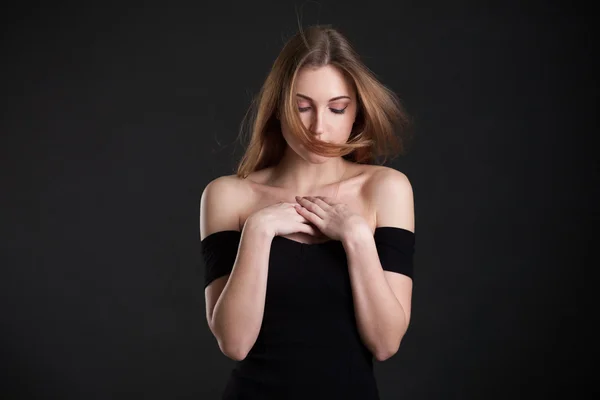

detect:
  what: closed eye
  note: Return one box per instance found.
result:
[298,107,347,114]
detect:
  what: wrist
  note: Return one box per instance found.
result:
[244,215,275,239]
[341,223,372,247]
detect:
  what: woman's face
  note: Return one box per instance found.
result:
[280,64,357,162]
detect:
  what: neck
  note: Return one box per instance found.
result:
[268,150,348,196]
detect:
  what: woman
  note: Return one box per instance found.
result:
[200,24,416,399]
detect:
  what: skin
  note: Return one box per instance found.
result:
[275,65,368,242]
[271,64,358,195]
[202,63,414,361]
[279,65,413,360]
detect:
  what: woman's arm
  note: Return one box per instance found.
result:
[343,169,415,361]
[201,176,273,361]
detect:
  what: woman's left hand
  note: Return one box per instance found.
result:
[294,196,370,242]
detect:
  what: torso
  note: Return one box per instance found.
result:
[234,161,387,244]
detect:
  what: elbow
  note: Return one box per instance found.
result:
[210,321,250,361]
[374,336,404,362]
[223,348,248,361]
[374,346,398,362]
[217,338,250,361]
[217,341,247,361]
[376,322,410,361]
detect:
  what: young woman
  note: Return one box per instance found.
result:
[200,24,416,399]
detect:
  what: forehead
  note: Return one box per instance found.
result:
[294,65,354,100]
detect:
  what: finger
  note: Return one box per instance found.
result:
[311,197,332,210]
[296,213,312,224]
[293,207,312,222]
[296,197,326,218]
[300,223,319,236]
[294,204,321,226]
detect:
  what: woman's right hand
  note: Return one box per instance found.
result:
[247,201,320,238]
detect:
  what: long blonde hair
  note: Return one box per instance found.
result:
[236,24,413,178]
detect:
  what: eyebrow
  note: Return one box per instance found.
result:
[296,93,351,102]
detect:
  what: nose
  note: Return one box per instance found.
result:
[311,110,326,137]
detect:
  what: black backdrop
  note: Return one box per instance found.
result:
[1,1,594,399]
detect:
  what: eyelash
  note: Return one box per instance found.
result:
[298,107,346,115]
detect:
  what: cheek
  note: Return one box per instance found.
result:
[280,119,303,149]
[298,113,312,128]
[333,115,355,135]
[281,112,354,142]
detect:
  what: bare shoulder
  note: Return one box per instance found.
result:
[367,165,412,187]
[199,174,248,240]
[365,165,414,232]
[361,164,411,194]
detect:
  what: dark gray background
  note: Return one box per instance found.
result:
[1,1,594,399]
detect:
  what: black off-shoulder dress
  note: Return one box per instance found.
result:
[201,226,415,399]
